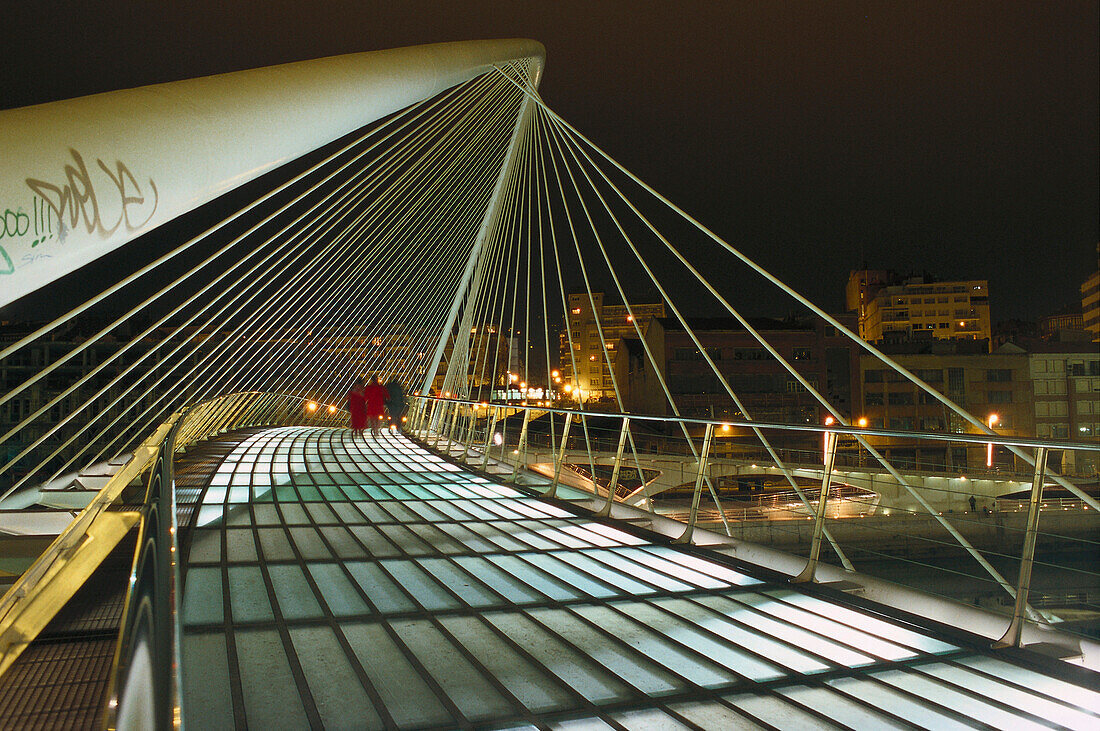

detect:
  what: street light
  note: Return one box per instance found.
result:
[856,416,868,465]
[986,413,999,468]
[823,415,835,462]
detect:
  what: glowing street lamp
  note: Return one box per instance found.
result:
[306,401,318,412]
[855,416,868,464]
[986,414,999,468]
[823,415,835,462]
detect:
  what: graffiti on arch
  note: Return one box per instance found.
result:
[1,148,158,276]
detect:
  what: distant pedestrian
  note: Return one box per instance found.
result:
[384,379,406,429]
[969,495,977,512]
[346,378,367,436]
[363,375,390,436]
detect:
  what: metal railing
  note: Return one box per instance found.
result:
[407,395,1100,649]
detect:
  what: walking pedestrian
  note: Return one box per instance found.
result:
[363,376,390,436]
[384,379,406,429]
[346,378,367,437]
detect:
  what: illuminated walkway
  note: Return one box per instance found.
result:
[179,427,1099,729]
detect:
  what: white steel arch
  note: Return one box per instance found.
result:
[0,39,545,307]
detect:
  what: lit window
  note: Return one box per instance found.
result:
[571,307,582,315]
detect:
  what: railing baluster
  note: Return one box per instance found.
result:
[997,446,1049,648]
[510,408,533,483]
[544,412,572,499]
[793,427,839,583]
[598,418,630,517]
[674,423,714,544]
[482,406,501,469]
[461,407,477,461]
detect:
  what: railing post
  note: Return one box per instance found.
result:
[412,398,428,434]
[598,418,631,517]
[425,399,440,440]
[444,400,461,451]
[997,447,1048,648]
[481,406,501,469]
[432,401,448,449]
[674,423,714,544]
[461,407,477,461]
[543,412,573,498]
[793,428,840,583]
[510,408,533,483]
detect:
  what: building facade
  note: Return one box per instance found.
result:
[1028,344,1100,476]
[619,315,862,422]
[846,270,991,349]
[558,292,665,403]
[1082,245,1099,340]
[859,342,1034,473]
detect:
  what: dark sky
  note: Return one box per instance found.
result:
[4,2,1097,321]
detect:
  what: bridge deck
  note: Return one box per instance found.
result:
[179,427,1099,729]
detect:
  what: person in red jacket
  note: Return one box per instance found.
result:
[346,378,367,436]
[362,375,390,436]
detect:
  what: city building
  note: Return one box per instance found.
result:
[617,314,862,424]
[846,270,991,349]
[1082,244,1100,340]
[858,341,1033,473]
[558,292,665,403]
[1028,343,1100,476]
[1037,304,1084,339]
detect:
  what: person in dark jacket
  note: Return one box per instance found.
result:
[384,380,407,429]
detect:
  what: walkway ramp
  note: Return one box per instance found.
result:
[179,426,1099,729]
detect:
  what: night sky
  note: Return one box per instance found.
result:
[3,2,1097,321]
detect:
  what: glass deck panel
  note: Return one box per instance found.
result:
[918,662,1098,731]
[439,614,575,713]
[288,625,385,730]
[181,632,235,729]
[266,563,324,620]
[871,668,1051,731]
[483,611,635,704]
[825,675,973,730]
[234,628,311,728]
[528,607,684,697]
[667,700,764,729]
[340,622,453,728]
[776,684,909,729]
[177,426,1098,730]
[391,618,516,722]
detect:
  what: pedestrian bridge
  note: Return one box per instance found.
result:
[5,415,1098,728]
[1,39,1098,728]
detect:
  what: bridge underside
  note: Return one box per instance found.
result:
[176,426,1097,729]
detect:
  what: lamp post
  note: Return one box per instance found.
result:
[986,413,999,468]
[856,416,868,466]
